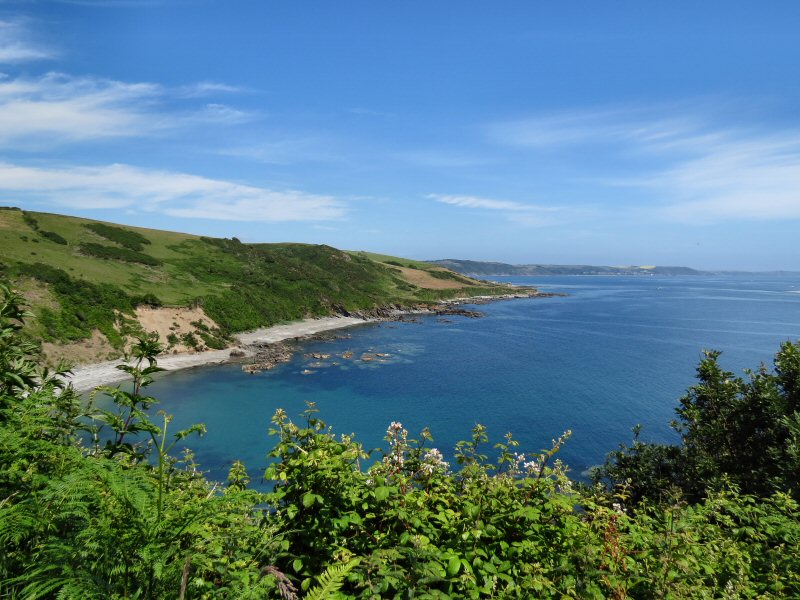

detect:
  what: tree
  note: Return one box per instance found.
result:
[596,342,800,503]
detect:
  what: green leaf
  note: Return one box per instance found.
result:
[446,556,461,577]
[374,486,392,501]
[292,558,303,573]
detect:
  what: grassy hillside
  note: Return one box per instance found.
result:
[0,207,517,361]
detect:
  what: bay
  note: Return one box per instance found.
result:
[133,275,800,487]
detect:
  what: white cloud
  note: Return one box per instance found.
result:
[649,135,800,222]
[176,81,245,97]
[0,162,347,222]
[428,193,561,227]
[0,20,53,64]
[489,105,800,223]
[0,73,162,144]
[0,72,252,148]
[488,107,699,149]
[194,103,251,125]
[429,193,537,212]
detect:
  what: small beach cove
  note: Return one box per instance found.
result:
[67,291,545,392]
[67,315,374,392]
[87,274,800,487]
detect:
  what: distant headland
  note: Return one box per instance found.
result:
[428,259,800,277]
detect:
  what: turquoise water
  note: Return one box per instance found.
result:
[134,275,800,486]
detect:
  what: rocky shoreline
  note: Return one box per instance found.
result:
[68,288,559,389]
[237,289,558,374]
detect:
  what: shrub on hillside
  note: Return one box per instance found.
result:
[84,222,151,251]
[39,230,68,245]
[79,242,162,266]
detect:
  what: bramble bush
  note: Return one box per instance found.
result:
[1,282,800,598]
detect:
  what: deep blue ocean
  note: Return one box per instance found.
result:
[134,275,800,487]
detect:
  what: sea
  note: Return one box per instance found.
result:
[122,275,800,487]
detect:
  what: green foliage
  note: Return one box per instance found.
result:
[384,260,410,268]
[21,210,40,231]
[39,230,68,245]
[0,282,40,398]
[305,558,361,599]
[79,242,163,266]
[596,342,800,504]
[12,262,148,347]
[260,405,800,598]
[193,241,403,332]
[0,282,71,401]
[0,298,284,598]
[84,222,152,251]
[4,282,799,597]
[426,269,475,285]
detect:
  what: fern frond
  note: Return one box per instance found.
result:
[304,557,361,600]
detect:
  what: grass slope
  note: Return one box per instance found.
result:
[0,208,517,358]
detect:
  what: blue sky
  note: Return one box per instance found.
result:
[0,1,799,269]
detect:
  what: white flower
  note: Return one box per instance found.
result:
[386,421,408,445]
[422,447,448,474]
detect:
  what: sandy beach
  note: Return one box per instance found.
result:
[66,316,373,392]
[64,291,541,392]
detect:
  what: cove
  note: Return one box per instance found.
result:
[128,275,800,487]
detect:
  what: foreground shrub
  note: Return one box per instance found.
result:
[1,282,799,598]
[596,341,800,504]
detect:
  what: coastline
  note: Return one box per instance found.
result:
[66,316,374,393]
[66,291,550,393]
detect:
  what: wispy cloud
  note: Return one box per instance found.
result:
[395,150,491,168]
[488,107,700,149]
[429,193,535,212]
[220,137,344,165]
[646,134,800,222]
[0,73,161,145]
[0,19,54,64]
[176,81,245,97]
[489,105,800,223]
[194,103,251,125]
[428,193,560,226]
[0,72,252,148]
[0,162,347,222]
